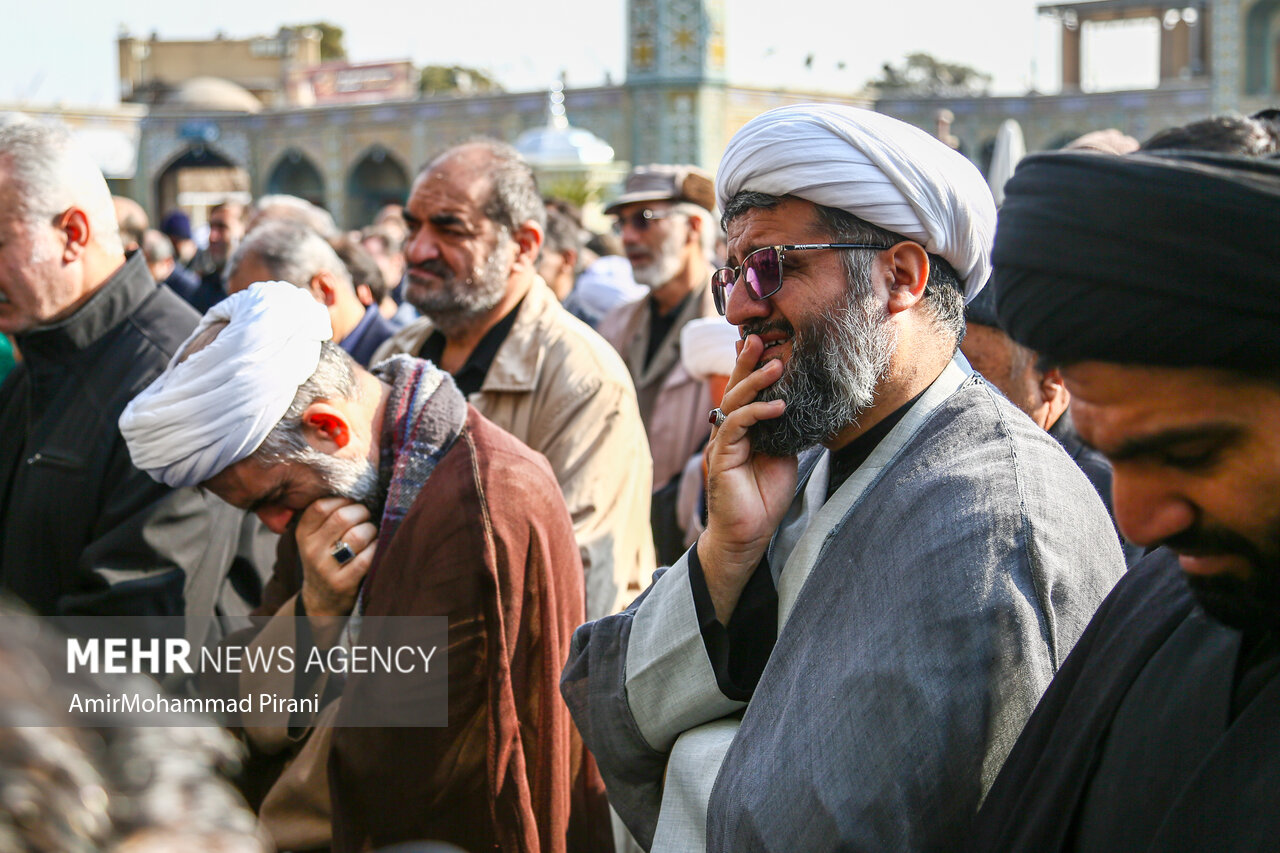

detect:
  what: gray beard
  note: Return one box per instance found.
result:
[630,252,682,289]
[747,287,897,457]
[630,227,687,289]
[300,449,385,521]
[405,244,510,336]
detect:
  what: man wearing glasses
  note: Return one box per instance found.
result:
[562,105,1124,851]
[598,165,725,564]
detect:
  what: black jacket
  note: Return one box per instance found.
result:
[970,550,1280,852]
[0,254,254,643]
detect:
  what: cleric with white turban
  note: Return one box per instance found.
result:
[715,103,996,301]
[562,101,1124,853]
[119,281,333,488]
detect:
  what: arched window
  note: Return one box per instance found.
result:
[154,145,249,227]
[345,147,410,229]
[266,150,326,208]
[1245,0,1280,94]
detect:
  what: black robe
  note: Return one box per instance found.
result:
[970,549,1280,852]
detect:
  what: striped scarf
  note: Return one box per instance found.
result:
[371,354,468,546]
[347,355,467,630]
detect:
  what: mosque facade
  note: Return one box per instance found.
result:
[7,0,1274,227]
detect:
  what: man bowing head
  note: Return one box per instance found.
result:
[120,282,607,853]
[972,149,1280,853]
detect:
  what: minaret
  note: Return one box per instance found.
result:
[625,0,727,167]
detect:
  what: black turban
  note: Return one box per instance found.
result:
[964,277,1000,328]
[992,150,1280,374]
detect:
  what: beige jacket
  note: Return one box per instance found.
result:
[374,278,654,617]
[597,283,719,491]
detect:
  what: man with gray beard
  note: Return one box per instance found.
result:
[598,165,724,563]
[374,139,653,619]
[561,105,1125,852]
[120,282,608,852]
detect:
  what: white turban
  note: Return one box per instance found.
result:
[119,282,334,488]
[680,317,740,380]
[715,104,996,301]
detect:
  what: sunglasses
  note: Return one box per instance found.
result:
[612,208,683,234]
[711,243,891,315]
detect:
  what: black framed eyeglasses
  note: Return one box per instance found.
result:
[612,208,682,234]
[710,243,891,315]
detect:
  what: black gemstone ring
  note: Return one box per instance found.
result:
[331,541,356,565]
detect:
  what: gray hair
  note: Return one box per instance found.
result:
[141,228,174,263]
[227,220,353,294]
[1142,112,1280,156]
[249,194,338,238]
[426,139,546,235]
[253,340,359,465]
[722,191,965,348]
[0,112,122,254]
[540,206,584,268]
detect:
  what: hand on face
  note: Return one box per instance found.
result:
[696,334,799,624]
[295,496,379,649]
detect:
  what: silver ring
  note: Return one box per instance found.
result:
[708,407,727,428]
[331,541,355,565]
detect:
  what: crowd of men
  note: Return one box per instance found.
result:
[0,103,1276,852]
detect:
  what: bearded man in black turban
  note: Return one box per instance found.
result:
[971,149,1280,853]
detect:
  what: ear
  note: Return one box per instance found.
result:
[300,403,351,451]
[355,283,375,307]
[1040,366,1069,405]
[685,212,704,249]
[309,272,337,307]
[883,241,930,315]
[58,208,92,263]
[511,221,544,271]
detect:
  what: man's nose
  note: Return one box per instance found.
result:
[1109,469,1195,549]
[256,506,296,536]
[405,228,440,263]
[725,273,772,326]
[620,220,647,247]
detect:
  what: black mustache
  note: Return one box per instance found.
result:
[407,259,453,278]
[739,319,794,341]
[1163,526,1261,561]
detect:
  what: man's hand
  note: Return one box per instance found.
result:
[295,497,378,649]
[697,334,798,625]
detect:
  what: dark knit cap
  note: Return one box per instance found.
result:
[160,210,193,241]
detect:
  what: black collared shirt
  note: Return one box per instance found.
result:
[417,298,524,397]
[645,291,693,369]
[824,390,922,501]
